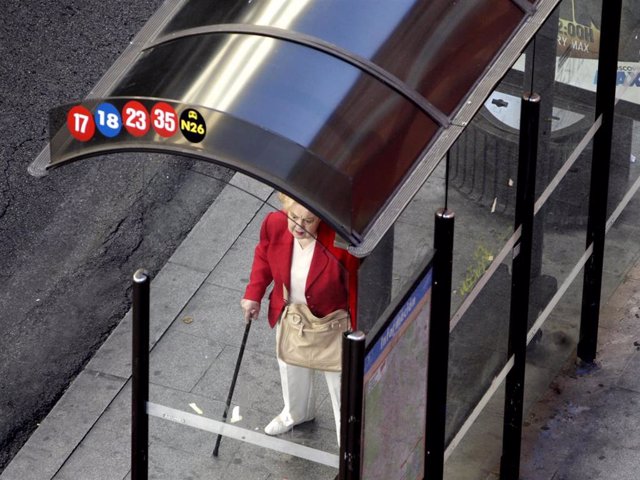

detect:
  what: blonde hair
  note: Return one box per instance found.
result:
[278,192,295,211]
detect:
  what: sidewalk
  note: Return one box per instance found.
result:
[519,257,640,480]
[1,173,344,480]
[2,169,639,480]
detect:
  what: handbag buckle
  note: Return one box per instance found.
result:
[290,314,304,336]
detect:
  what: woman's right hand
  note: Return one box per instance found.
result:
[240,299,260,323]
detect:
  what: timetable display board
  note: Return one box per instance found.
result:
[361,257,433,480]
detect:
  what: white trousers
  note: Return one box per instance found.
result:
[275,329,342,443]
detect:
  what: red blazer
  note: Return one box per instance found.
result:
[243,211,359,329]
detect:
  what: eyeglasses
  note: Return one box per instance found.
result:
[288,214,318,226]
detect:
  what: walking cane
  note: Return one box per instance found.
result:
[212,319,252,457]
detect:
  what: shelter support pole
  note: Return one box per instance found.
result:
[424,208,455,479]
[578,0,623,363]
[500,93,540,480]
[524,8,559,279]
[132,269,150,480]
[339,331,366,480]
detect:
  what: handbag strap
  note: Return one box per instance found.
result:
[283,285,350,326]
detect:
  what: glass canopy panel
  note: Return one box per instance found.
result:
[48,98,356,243]
[154,0,528,117]
[603,0,640,362]
[106,34,436,242]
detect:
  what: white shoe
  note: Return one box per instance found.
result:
[264,414,294,435]
[264,413,315,436]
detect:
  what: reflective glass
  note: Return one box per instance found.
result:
[357,190,438,478]
[49,97,358,244]
[392,163,446,299]
[523,0,601,409]
[107,34,436,239]
[361,259,433,480]
[158,0,526,116]
[444,382,506,478]
[601,0,640,340]
[445,78,519,456]
[441,2,608,474]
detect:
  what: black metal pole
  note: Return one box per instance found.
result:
[500,93,540,480]
[424,208,454,480]
[578,0,623,363]
[212,320,252,457]
[338,331,366,480]
[523,9,559,280]
[132,269,150,480]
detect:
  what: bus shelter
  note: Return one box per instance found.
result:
[31,0,554,257]
[27,0,634,479]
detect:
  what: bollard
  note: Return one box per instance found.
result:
[424,208,454,479]
[131,269,150,480]
[579,0,623,363]
[500,93,540,480]
[339,331,366,480]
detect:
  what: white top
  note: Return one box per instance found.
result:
[289,239,316,304]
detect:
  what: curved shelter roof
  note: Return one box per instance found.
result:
[30,0,560,256]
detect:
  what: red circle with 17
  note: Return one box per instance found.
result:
[67,105,95,142]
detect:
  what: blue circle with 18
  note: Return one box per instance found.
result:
[94,102,122,138]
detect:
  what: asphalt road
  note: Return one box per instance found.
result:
[0,1,233,470]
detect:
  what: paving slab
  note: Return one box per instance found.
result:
[149,331,224,393]
[53,424,130,480]
[169,188,264,273]
[0,370,126,480]
[86,262,209,379]
[166,281,274,356]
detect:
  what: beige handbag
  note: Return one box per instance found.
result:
[277,288,350,372]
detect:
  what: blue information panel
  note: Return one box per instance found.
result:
[362,259,433,480]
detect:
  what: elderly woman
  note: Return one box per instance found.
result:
[241,193,358,442]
